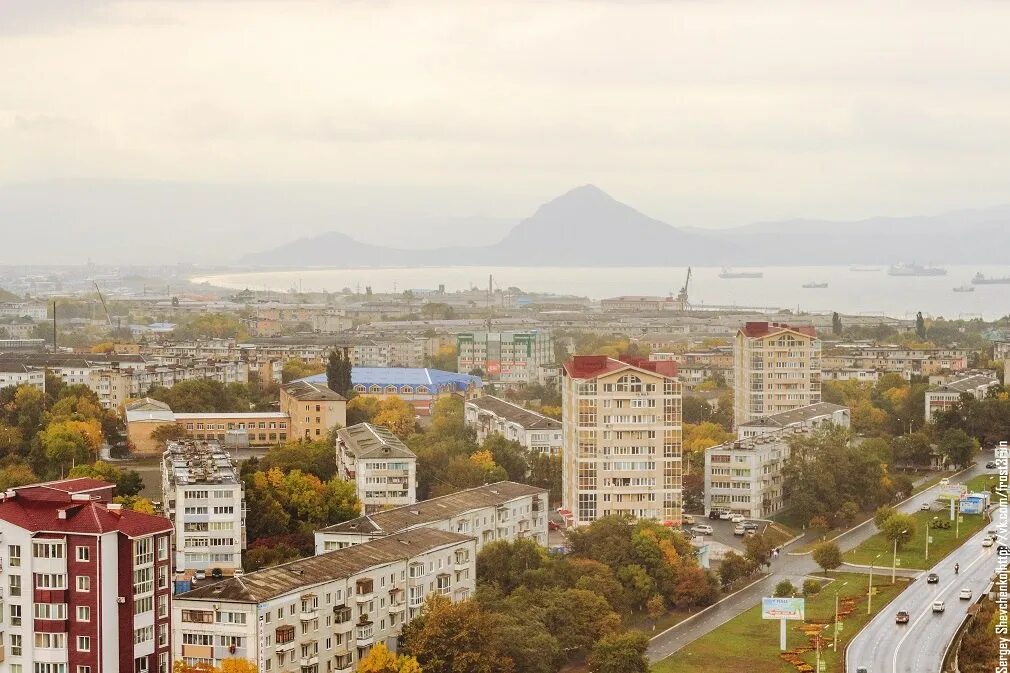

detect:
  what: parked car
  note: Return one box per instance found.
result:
[895,610,910,624]
[983,537,994,547]
[730,514,744,523]
[926,573,939,584]
[920,502,932,511]
[960,588,972,600]
[233,569,244,578]
[733,524,746,536]
[719,511,734,520]
[743,522,759,531]
[194,569,207,581]
[708,509,724,520]
[682,514,696,525]
[691,524,714,535]
[932,600,945,613]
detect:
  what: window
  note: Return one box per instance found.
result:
[134,538,154,566]
[10,574,22,597]
[158,594,169,618]
[77,605,90,622]
[133,567,153,596]
[76,575,90,592]
[33,542,65,559]
[9,544,21,567]
[76,546,90,562]
[11,633,22,656]
[10,604,22,626]
[77,667,92,673]
[35,632,67,649]
[34,603,68,619]
[158,624,168,647]
[34,573,67,590]
[134,625,154,645]
[157,536,168,561]
[77,636,91,652]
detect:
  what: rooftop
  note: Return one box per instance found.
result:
[466,396,560,431]
[178,528,470,603]
[563,355,678,379]
[300,367,482,391]
[740,321,817,339]
[337,423,416,460]
[318,481,546,536]
[281,380,347,402]
[163,440,240,486]
[930,372,1000,393]
[738,402,849,428]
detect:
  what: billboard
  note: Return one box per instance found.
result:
[938,485,968,501]
[762,597,805,621]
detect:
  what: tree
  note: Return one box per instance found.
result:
[347,396,380,425]
[682,422,733,454]
[892,432,933,468]
[586,631,650,673]
[114,495,156,514]
[258,439,337,481]
[356,643,422,673]
[744,532,774,568]
[832,312,843,336]
[682,396,714,424]
[774,580,795,597]
[915,311,927,339]
[646,594,666,630]
[40,419,101,471]
[803,579,823,596]
[718,551,753,588]
[873,505,896,529]
[617,564,656,611]
[481,434,529,482]
[880,512,915,548]
[151,423,187,446]
[68,461,144,496]
[426,344,458,372]
[281,357,325,384]
[372,398,416,439]
[812,542,842,576]
[476,538,544,594]
[0,458,38,490]
[938,428,978,469]
[402,594,517,673]
[326,348,353,397]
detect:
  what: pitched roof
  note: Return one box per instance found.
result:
[318,481,546,536]
[337,423,416,460]
[466,396,560,431]
[300,368,481,391]
[929,373,1000,393]
[562,355,678,379]
[740,321,817,339]
[738,402,849,428]
[281,380,347,402]
[178,528,471,603]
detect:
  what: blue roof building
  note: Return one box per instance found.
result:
[299,367,482,415]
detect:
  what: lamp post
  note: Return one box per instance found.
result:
[833,581,848,652]
[892,530,908,584]
[868,552,883,614]
[925,522,930,562]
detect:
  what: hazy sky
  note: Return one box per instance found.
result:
[3,0,1010,248]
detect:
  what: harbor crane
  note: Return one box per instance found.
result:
[674,267,691,311]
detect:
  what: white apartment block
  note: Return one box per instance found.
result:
[822,368,880,383]
[735,402,850,439]
[561,356,683,527]
[822,345,969,378]
[733,322,822,426]
[0,302,47,321]
[464,395,562,456]
[162,441,246,574]
[0,363,45,391]
[924,371,1001,423]
[704,427,809,518]
[456,331,554,384]
[174,528,476,672]
[336,424,417,514]
[315,482,548,553]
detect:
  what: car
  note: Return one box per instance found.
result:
[983,537,995,547]
[743,522,760,531]
[926,573,939,584]
[708,510,724,520]
[920,502,932,511]
[895,610,910,624]
[733,524,746,536]
[932,600,945,613]
[960,588,972,600]
[939,478,950,486]
[682,514,696,525]
[730,514,745,523]
[719,511,734,520]
[233,569,244,578]
[194,569,207,581]
[987,461,997,469]
[856,668,869,673]
[691,524,714,535]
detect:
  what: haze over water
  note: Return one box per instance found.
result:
[195,265,1010,321]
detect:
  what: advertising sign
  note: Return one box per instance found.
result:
[761,597,805,621]
[938,485,968,501]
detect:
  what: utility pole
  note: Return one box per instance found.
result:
[52,301,57,352]
[892,530,907,584]
[925,523,930,562]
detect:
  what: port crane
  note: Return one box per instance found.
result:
[674,267,691,311]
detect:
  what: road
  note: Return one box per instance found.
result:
[647,451,994,662]
[845,523,1000,673]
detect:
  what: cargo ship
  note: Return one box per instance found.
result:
[802,282,828,289]
[970,272,1010,285]
[718,267,763,279]
[887,263,947,277]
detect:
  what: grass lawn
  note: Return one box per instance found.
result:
[651,573,908,673]
[845,508,988,569]
[965,473,999,494]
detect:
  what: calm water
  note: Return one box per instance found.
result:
[194,265,1010,320]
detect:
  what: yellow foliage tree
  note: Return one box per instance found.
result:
[468,450,496,470]
[356,643,422,673]
[372,397,417,439]
[218,659,259,673]
[682,422,733,453]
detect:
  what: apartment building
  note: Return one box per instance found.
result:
[704,427,805,518]
[335,424,417,514]
[822,345,970,378]
[162,441,246,574]
[0,478,174,673]
[733,322,821,426]
[314,482,548,553]
[456,331,555,384]
[924,371,1001,422]
[0,302,47,320]
[279,380,348,440]
[174,528,476,671]
[464,395,562,455]
[600,296,675,312]
[0,362,46,391]
[735,402,850,439]
[561,355,683,527]
[822,368,880,383]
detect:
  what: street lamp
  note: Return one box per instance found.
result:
[892,529,908,584]
[833,581,848,652]
[868,552,883,614]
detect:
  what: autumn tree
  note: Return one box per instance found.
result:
[401,594,517,673]
[372,398,416,439]
[812,541,842,576]
[68,460,144,496]
[347,396,381,425]
[357,643,421,673]
[587,631,650,673]
[281,358,325,384]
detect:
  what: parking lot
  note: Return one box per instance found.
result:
[684,516,768,553]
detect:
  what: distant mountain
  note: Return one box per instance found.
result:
[243,184,740,267]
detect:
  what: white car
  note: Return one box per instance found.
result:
[733,524,746,536]
[691,524,714,535]
[731,514,745,524]
[682,514,696,525]
[983,537,995,547]
[719,511,733,520]
[920,502,931,511]
[960,588,972,600]
[932,600,945,613]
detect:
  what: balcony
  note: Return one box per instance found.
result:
[355,626,374,647]
[299,656,319,668]
[299,607,319,621]
[454,557,470,571]
[275,641,295,654]
[355,590,374,604]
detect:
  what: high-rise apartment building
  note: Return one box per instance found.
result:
[733,322,821,426]
[335,423,417,514]
[561,356,683,527]
[456,331,554,384]
[0,478,174,673]
[162,440,246,574]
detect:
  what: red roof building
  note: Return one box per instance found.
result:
[0,479,173,673]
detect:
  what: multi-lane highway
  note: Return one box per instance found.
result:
[846,521,1001,673]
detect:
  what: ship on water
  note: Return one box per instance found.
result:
[718,267,763,279]
[953,285,975,293]
[887,263,947,277]
[802,282,828,289]
[849,266,881,272]
[971,272,1010,285]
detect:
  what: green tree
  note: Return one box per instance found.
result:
[346,396,380,425]
[832,312,843,336]
[481,433,529,482]
[259,439,337,481]
[617,564,656,611]
[0,458,38,490]
[915,311,927,339]
[476,538,544,594]
[587,631,650,673]
[326,348,353,397]
[812,541,842,576]
[150,423,188,446]
[880,512,916,549]
[68,461,144,496]
[937,428,978,469]
[401,594,517,673]
[774,580,795,597]
[744,532,774,568]
[718,551,753,588]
